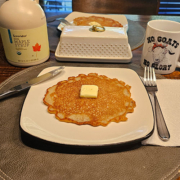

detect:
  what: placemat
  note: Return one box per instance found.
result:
[0,61,179,180]
[47,15,145,52]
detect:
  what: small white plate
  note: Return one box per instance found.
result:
[20,67,154,146]
[57,11,128,32]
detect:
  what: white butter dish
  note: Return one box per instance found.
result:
[55,26,132,63]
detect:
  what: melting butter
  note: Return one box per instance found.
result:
[80,85,98,98]
[89,21,101,26]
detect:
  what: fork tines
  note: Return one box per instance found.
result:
[144,66,156,86]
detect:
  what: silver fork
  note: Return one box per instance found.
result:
[144,66,170,141]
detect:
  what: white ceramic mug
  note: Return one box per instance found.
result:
[141,20,180,74]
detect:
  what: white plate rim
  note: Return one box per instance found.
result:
[20,67,154,147]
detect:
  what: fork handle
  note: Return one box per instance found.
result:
[154,93,170,141]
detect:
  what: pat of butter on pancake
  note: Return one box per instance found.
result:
[80,85,98,98]
[89,21,101,26]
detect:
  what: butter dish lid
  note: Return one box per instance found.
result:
[55,25,132,63]
[61,25,127,39]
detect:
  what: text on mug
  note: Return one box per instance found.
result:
[147,36,179,48]
[143,59,172,70]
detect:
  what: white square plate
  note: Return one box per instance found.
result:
[20,67,154,146]
[57,11,128,32]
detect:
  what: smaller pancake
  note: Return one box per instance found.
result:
[73,16,123,27]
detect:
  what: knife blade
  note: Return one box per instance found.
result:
[0,66,65,100]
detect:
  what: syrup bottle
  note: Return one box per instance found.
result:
[0,0,49,67]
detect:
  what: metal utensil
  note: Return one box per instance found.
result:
[144,66,170,141]
[0,66,65,100]
[56,18,73,26]
[47,17,72,25]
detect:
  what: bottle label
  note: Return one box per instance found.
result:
[0,24,49,64]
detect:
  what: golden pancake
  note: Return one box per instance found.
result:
[73,16,123,27]
[43,73,136,126]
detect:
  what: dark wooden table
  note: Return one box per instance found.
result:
[0,13,180,84]
[0,13,180,180]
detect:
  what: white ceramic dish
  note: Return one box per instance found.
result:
[57,11,128,32]
[55,25,132,63]
[20,67,154,146]
[56,12,130,63]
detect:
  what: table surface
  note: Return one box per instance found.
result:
[0,13,180,84]
[0,13,180,180]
